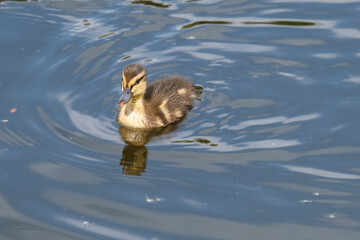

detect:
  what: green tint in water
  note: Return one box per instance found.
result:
[195,85,203,93]
[195,138,211,144]
[171,138,217,146]
[98,32,115,39]
[243,20,316,26]
[121,56,132,61]
[131,0,170,8]
[182,21,232,29]
[171,140,195,143]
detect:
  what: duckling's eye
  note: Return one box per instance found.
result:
[134,76,144,85]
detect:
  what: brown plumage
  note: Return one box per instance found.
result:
[117,63,196,129]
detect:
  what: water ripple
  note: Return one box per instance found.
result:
[222,113,320,130]
[282,165,360,180]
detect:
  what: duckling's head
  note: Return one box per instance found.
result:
[119,63,147,105]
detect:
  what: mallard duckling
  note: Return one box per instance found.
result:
[117,63,196,129]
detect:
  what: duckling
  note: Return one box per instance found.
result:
[117,63,196,129]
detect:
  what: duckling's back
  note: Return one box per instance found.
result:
[143,75,195,128]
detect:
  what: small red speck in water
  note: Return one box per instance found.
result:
[10,108,17,114]
[120,102,124,106]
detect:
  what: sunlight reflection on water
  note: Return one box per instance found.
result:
[282,165,360,179]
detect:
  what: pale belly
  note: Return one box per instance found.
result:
[117,107,149,128]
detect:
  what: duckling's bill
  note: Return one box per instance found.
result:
[119,88,132,105]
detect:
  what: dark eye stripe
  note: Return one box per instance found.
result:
[129,75,144,90]
[135,75,144,85]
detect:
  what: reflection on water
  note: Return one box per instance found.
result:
[118,122,183,175]
[120,145,147,176]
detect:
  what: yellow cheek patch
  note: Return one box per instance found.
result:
[131,81,146,95]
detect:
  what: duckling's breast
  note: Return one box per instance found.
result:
[117,100,151,128]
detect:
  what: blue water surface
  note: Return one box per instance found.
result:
[0,0,360,239]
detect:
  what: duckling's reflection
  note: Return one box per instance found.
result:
[119,122,181,176]
[120,145,147,176]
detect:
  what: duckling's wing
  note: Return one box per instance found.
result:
[143,75,195,127]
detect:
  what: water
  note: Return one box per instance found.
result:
[1,0,360,239]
